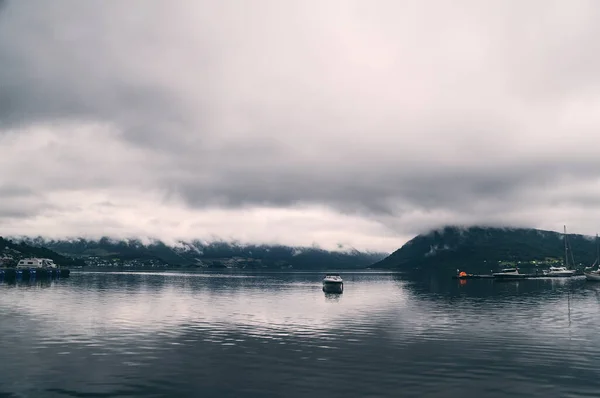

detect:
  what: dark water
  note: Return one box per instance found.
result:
[1,271,600,397]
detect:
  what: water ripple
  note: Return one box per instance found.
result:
[1,272,600,397]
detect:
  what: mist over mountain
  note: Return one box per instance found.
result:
[373,226,598,274]
[13,236,388,270]
[13,226,597,273]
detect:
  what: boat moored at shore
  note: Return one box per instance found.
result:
[16,258,58,269]
[543,266,575,277]
[585,234,600,281]
[585,271,600,281]
[492,268,528,280]
[2,258,70,280]
[542,226,575,277]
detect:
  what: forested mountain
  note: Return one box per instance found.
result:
[15,237,388,269]
[372,226,596,274]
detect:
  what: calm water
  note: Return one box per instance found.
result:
[1,271,600,397]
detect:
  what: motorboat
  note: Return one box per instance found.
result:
[322,274,343,293]
[492,268,526,280]
[543,266,575,277]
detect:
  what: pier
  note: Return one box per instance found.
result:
[452,272,583,280]
[0,268,70,279]
[452,274,494,279]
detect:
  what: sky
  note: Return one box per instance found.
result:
[2,0,600,252]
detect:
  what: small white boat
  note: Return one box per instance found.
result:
[585,270,600,281]
[585,233,600,281]
[543,226,575,277]
[492,268,526,280]
[322,274,343,293]
[543,266,575,277]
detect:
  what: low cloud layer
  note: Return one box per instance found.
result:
[2,1,600,251]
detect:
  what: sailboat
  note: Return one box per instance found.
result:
[544,225,575,277]
[584,234,600,281]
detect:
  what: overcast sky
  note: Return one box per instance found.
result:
[1,0,600,252]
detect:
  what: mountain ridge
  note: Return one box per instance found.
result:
[372,225,597,274]
[12,236,388,269]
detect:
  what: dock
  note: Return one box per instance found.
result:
[452,273,583,280]
[452,274,494,279]
[0,268,70,279]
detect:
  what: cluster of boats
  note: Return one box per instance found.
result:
[490,266,576,280]
[460,226,600,281]
[488,266,600,281]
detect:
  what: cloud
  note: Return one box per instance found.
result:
[1,0,600,251]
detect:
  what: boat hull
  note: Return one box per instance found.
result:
[544,272,574,277]
[322,281,343,293]
[585,272,600,281]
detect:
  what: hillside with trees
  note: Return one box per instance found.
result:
[16,237,387,269]
[372,226,596,275]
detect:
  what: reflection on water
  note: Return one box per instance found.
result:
[323,292,343,302]
[1,271,600,397]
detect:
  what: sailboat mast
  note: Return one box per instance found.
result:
[564,225,568,268]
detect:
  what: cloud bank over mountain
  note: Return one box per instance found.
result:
[2,1,600,251]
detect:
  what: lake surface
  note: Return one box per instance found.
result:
[1,271,600,397]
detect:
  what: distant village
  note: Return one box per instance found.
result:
[80,256,292,269]
[0,250,290,269]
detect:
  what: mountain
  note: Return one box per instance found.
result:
[14,237,388,270]
[0,236,85,267]
[372,226,597,274]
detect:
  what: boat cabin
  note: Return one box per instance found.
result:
[493,267,519,275]
[549,266,568,272]
[323,274,343,283]
[16,258,57,269]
